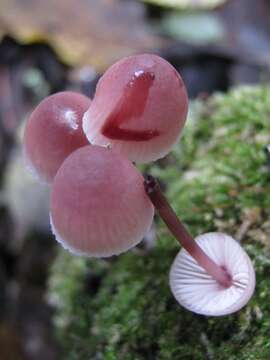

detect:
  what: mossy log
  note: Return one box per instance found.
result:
[48,85,270,360]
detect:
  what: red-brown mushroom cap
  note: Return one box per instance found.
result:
[50,145,154,257]
[83,54,188,163]
[24,91,91,183]
[169,232,255,316]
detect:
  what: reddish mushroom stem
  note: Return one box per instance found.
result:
[144,175,232,288]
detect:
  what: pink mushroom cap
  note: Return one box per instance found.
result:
[169,232,255,316]
[50,145,154,257]
[83,54,188,163]
[24,91,91,183]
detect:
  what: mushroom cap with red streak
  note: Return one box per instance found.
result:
[83,54,188,163]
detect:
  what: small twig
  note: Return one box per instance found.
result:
[235,220,253,242]
[200,332,214,360]
[235,208,261,242]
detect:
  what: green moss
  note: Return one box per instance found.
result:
[48,85,270,359]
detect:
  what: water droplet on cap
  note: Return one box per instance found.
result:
[134,70,144,78]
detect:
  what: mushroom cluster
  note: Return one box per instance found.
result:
[23,53,255,316]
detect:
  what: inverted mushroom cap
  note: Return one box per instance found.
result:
[50,145,154,257]
[169,232,255,316]
[24,91,91,183]
[83,54,188,163]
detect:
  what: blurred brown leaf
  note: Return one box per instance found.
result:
[0,0,164,71]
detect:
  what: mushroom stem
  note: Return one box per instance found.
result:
[144,175,232,288]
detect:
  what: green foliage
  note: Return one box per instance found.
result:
[161,13,225,45]
[140,0,227,11]
[48,85,270,359]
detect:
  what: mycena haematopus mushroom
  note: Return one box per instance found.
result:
[144,176,255,316]
[170,233,255,316]
[82,54,188,163]
[50,145,154,257]
[24,91,91,183]
[23,54,255,316]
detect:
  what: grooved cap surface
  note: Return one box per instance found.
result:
[170,232,255,316]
